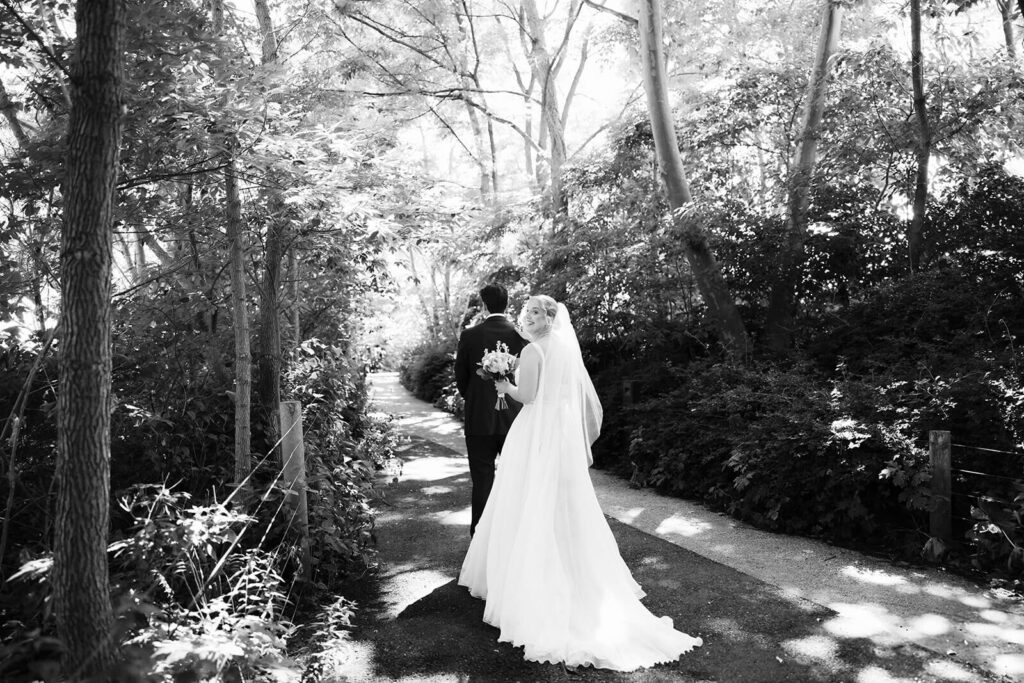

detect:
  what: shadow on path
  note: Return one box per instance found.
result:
[336,435,1000,682]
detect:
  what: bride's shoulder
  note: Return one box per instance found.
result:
[520,341,546,360]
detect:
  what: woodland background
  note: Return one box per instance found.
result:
[1,0,1023,678]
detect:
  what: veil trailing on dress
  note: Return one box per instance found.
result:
[459,301,702,670]
[545,303,603,465]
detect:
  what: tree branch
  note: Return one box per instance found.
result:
[582,0,637,25]
[0,0,72,79]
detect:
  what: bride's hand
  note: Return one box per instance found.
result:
[494,379,513,394]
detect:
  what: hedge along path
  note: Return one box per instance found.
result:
[323,372,1005,682]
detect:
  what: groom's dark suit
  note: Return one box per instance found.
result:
[455,314,528,535]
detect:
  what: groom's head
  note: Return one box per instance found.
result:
[479,284,508,314]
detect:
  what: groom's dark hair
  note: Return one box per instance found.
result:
[479,284,508,314]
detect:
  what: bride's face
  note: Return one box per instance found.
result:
[522,299,552,337]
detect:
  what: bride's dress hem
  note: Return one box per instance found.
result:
[459,324,703,673]
[461,583,703,672]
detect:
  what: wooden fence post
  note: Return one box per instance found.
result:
[622,379,637,408]
[929,429,952,545]
[280,400,311,580]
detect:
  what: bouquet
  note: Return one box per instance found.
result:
[476,341,519,410]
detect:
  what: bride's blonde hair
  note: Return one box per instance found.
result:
[530,294,558,320]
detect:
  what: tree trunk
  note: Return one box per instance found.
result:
[0,79,29,146]
[637,0,748,354]
[908,0,931,271]
[225,166,252,484]
[764,0,842,354]
[134,228,146,277]
[53,0,121,673]
[487,117,499,196]
[211,0,253,491]
[289,244,300,349]
[259,207,284,450]
[1019,0,1024,49]
[560,38,588,129]
[997,0,1017,60]
[253,0,284,456]
[136,225,175,266]
[253,0,279,63]
[523,74,536,181]
[464,101,493,199]
[521,0,567,215]
[407,245,438,343]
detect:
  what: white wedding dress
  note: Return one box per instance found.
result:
[458,304,702,671]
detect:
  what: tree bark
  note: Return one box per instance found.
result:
[407,245,438,343]
[464,101,493,199]
[258,202,284,450]
[288,244,300,349]
[637,0,748,353]
[211,0,253,491]
[523,75,536,181]
[908,0,931,271]
[486,117,499,196]
[53,0,121,673]
[764,0,842,354]
[997,0,1017,60]
[225,166,252,485]
[521,0,567,215]
[453,3,495,203]
[0,78,29,146]
[253,0,284,456]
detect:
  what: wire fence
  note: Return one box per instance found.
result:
[929,430,1024,546]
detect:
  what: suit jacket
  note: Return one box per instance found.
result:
[455,315,528,436]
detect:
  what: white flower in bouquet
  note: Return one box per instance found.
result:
[476,341,519,409]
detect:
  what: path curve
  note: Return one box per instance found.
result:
[332,372,1023,683]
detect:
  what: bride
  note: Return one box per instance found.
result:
[458,295,703,671]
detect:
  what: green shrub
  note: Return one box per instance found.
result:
[434,379,465,420]
[284,338,397,586]
[626,362,924,544]
[398,342,455,403]
[3,484,301,682]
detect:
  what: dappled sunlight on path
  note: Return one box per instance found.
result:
[593,469,1024,681]
[349,372,1022,682]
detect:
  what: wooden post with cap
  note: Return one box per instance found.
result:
[280,400,311,580]
[929,429,952,545]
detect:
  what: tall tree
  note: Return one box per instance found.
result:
[908,0,932,270]
[253,0,285,456]
[635,0,749,353]
[996,0,1017,60]
[211,0,253,491]
[52,0,121,673]
[520,0,570,214]
[764,0,843,353]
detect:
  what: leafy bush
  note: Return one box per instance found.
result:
[624,362,925,545]
[284,338,399,586]
[433,379,464,420]
[398,341,455,403]
[3,485,300,682]
[0,329,398,678]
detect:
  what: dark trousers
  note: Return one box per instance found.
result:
[465,433,507,536]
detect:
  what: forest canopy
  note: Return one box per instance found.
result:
[1,0,1023,677]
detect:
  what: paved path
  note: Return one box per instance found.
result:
[338,372,1024,682]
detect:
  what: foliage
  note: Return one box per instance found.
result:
[623,362,922,543]
[433,379,465,420]
[2,484,301,681]
[398,341,456,404]
[283,338,399,586]
[291,595,358,682]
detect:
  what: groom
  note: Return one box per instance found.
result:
[455,284,527,536]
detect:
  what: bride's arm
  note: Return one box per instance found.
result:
[495,344,541,404]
